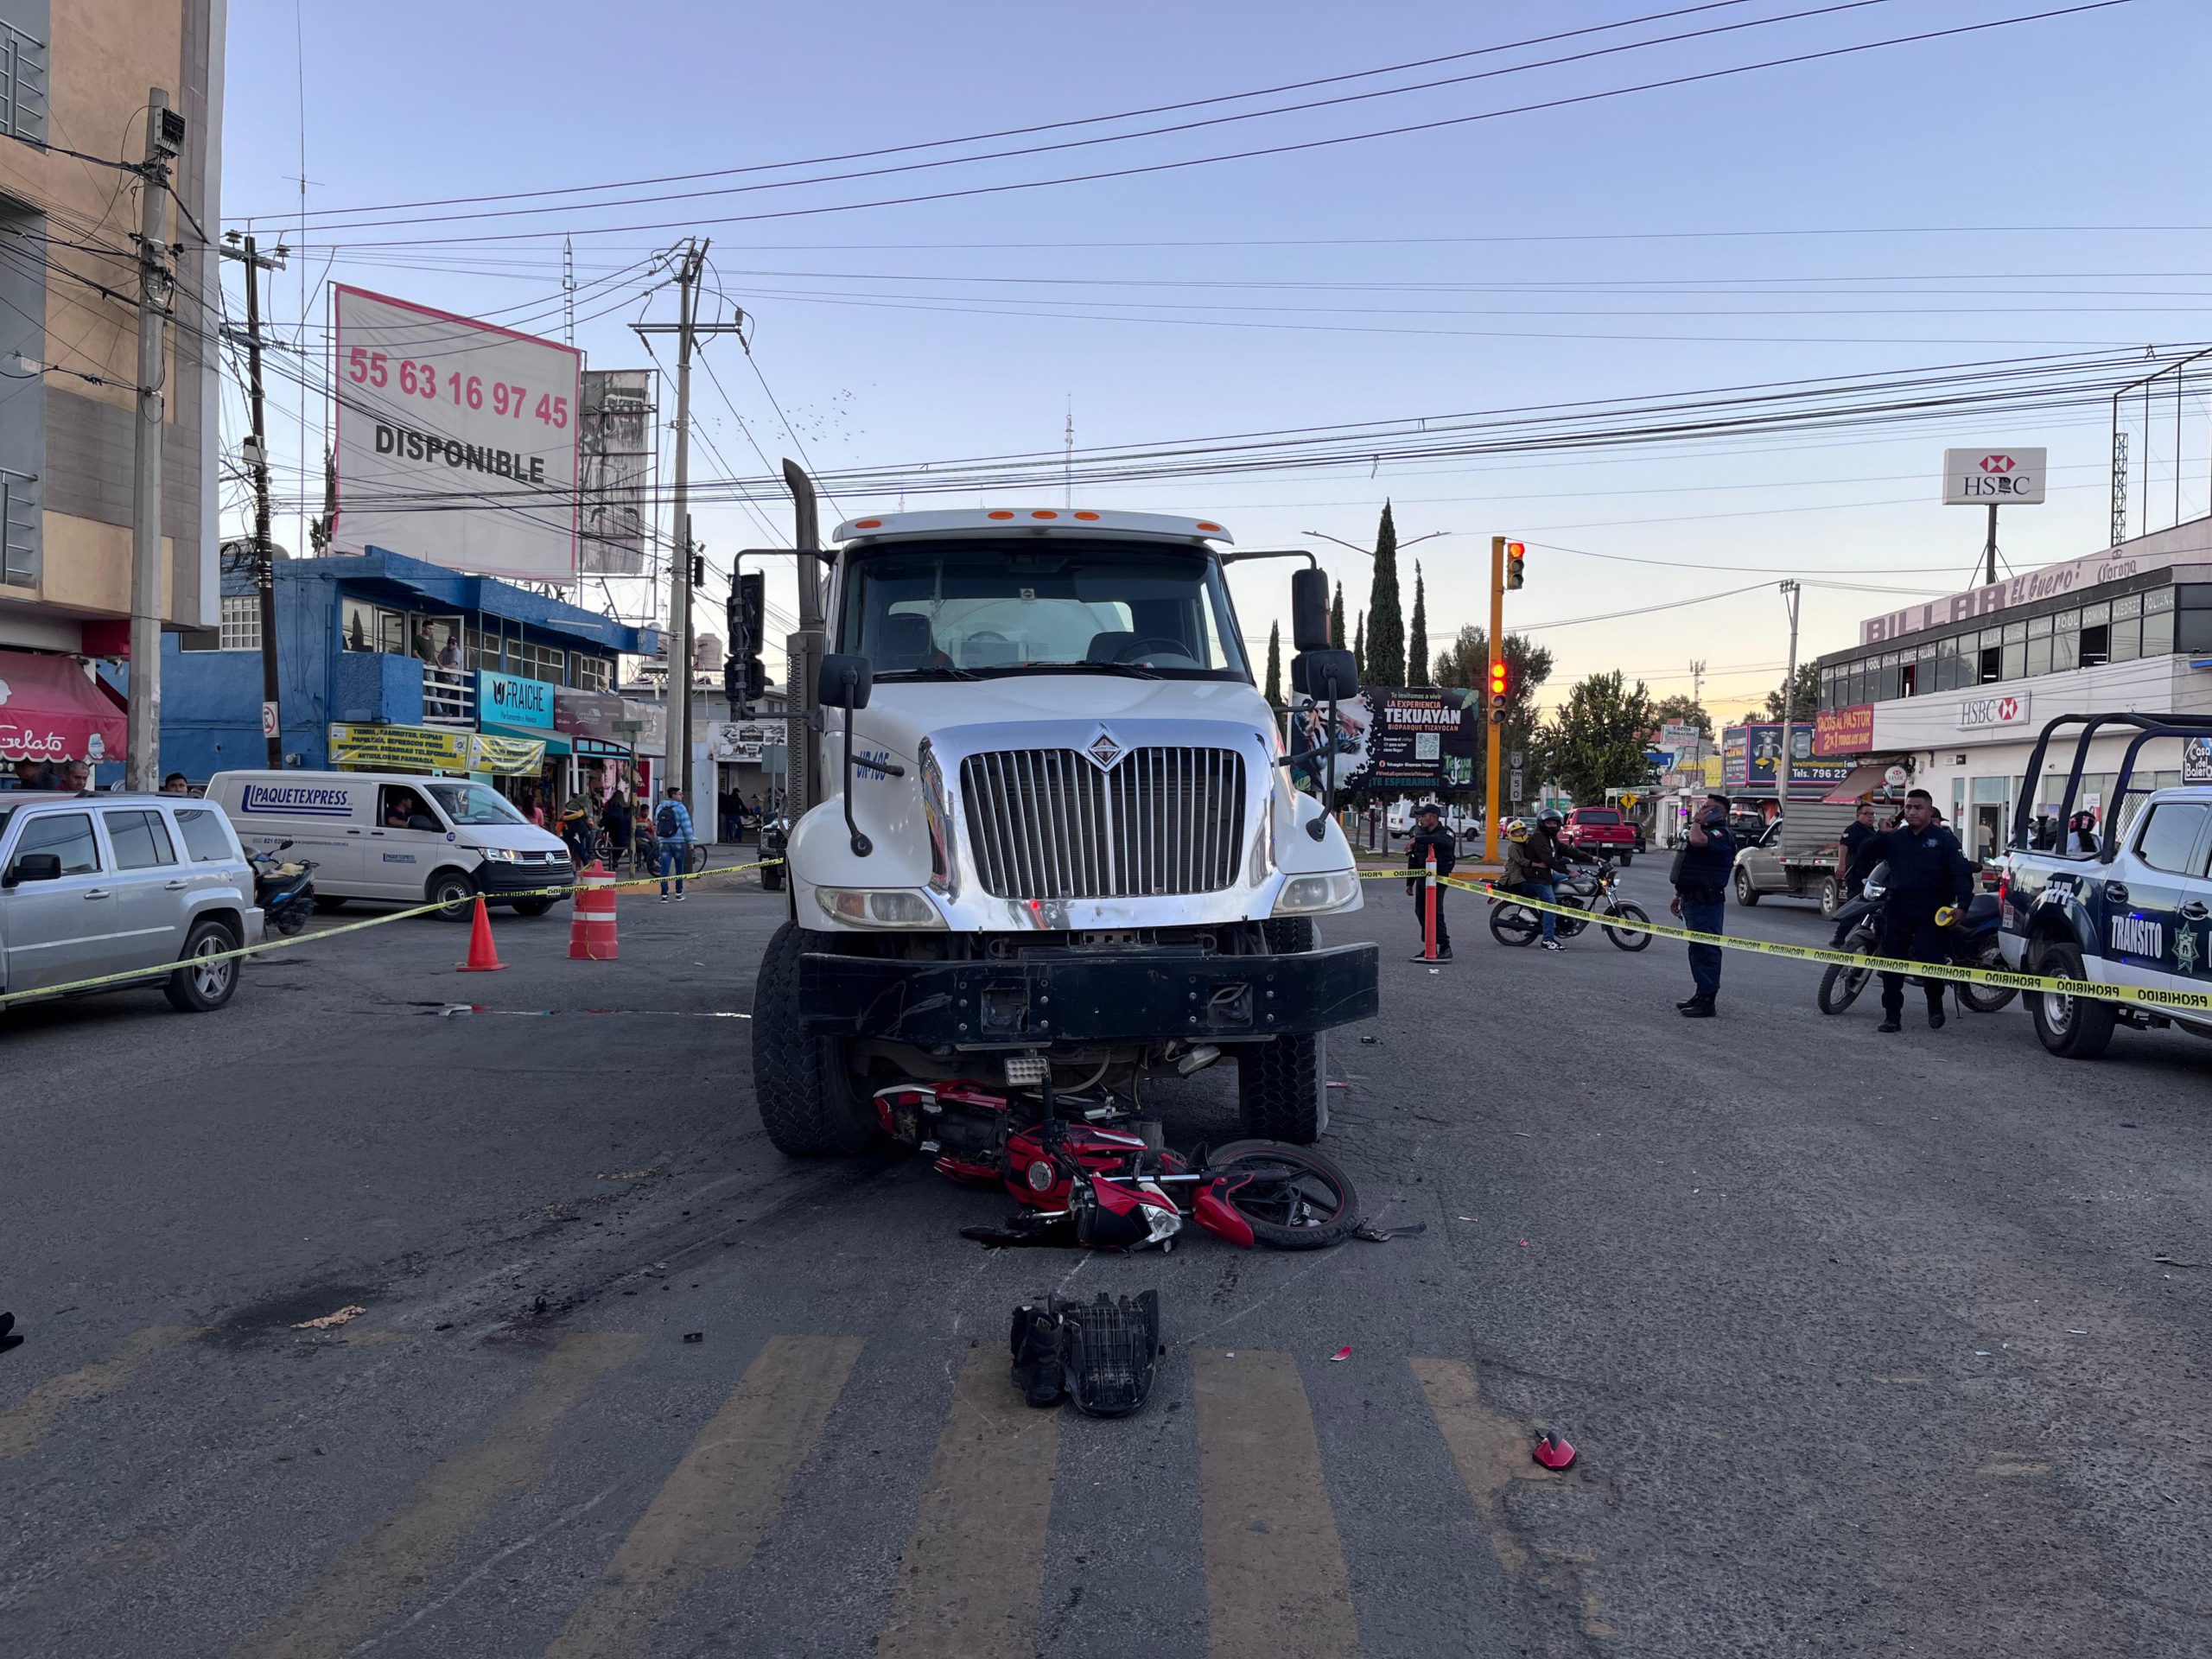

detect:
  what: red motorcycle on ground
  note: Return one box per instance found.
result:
[872,1072,1360,1252]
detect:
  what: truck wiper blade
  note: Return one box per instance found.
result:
[887,664,982,681]
[986,660,1162,682]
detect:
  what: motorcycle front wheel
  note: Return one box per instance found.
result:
[1602,901,1653,951]
[274,906,308,937]
[1959,938,2018,1013]
[1817,929,1877,1014]
[1205,1141,1360,1251]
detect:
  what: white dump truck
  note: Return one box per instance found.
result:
[750,508,1378,1154]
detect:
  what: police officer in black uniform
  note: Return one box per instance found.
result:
[1404,802,1457,961]
[1848,786,1975,1033]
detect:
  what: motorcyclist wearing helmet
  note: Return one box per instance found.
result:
[1500,810,1588,950]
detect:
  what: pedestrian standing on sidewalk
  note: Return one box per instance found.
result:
[1669,791,1738,1018]
[1403,801,1456,960]
[654,785,695,901]
[601,787,633,867]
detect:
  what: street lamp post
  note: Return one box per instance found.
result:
[1302,529,1452,557]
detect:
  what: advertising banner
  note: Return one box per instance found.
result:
[1287,686,1481,794]
[578,369,655,576]
[476,670,556,729]
[329,722,472,772]
[1722,722,1855,798]
[331,286,583,584]
[1942,447,2047,507]
[1813,703,1875,757]
[708,719,788,763]
[327,723,545,775]
[2185,736,2212,785]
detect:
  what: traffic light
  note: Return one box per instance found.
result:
[1488,658,1509,724]
[1505,541,1526,590]
[690,553,706,588]
[724,569,767,715]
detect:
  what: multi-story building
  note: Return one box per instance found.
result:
[0,0,223,762]
[1812,515,2212,861]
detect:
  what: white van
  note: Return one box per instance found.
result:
[205,770,573,921]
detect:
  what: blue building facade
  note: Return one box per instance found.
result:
[159,547,656,783]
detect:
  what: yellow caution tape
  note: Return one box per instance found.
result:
[0,856,786,1011]
[1359,867,2212,1015]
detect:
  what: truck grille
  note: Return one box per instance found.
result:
[961,747,1246,899]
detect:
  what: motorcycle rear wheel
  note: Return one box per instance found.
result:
[1488,902,1541,946]
[1959,938,2018,1013]
[1205,1141,1360,1250]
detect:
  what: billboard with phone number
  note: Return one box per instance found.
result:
[332,285,583,584]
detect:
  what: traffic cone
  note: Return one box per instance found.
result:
[456,895,506,972]
[568,860,619,961]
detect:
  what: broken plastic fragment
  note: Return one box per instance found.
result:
[1329,1345,1351,1362]
[292,1305,365,1332]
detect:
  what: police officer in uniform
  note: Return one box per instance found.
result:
[1404,802,1457,960]
[1849,786,1975,1033]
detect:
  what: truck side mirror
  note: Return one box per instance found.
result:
[818,652,873,711]
[1,851,61,888]
[1290,568,1331,652]
[1289,648,1359,700]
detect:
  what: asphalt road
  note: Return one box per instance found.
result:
[3,861,2209,1656]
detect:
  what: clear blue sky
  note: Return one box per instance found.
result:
[219,0,2209,717]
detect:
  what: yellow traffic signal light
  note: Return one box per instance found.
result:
[1505,541,1526,590]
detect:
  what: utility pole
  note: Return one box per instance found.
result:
[225,232,288,766]
[632,244,748,810]
[562,235,575,347]
[1690,658,1707,710]
[126,90,181,791]
[1777,582,1801,818]
[1982,502,2000,588]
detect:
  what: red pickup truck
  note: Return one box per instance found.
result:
[1557,805,1642,865]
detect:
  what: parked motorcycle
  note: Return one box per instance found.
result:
[248,841,317,938]
[1817,860,2014,1015]
[1487,857,1653,951]
[874,1075,1360,1251]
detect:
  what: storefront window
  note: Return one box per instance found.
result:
[1969,776,2010,863]
[2080,601,2111,668]
[512,639,567,684]
[573,653,613,692]
[467,627,505,672]
[1936,634,1964,690]
[1976,629,2004,683]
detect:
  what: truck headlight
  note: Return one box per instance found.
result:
[815,887,948,929]
[1272,869,1360,915]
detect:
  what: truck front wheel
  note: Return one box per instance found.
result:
[2028,940,2117,1060]
[751,922,877,1156]
[1239,915,1330,1142]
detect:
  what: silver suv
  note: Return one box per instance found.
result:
[0,791,263,1013]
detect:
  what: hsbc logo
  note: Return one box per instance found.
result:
[1958,691,2031,731]
[1942,446,2046,507]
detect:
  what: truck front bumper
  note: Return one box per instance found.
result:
[798,943,1380,1046]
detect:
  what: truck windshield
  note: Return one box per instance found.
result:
[839,539,1249,682]
[425,782,526,827]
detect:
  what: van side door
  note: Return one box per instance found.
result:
[0,809,114,991]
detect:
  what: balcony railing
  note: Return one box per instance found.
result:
[0,466,36,585]
[0,19,46,143]
[422,665,476,728]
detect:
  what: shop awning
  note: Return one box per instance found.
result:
[481,721,569,757]
[571,736,629,758]
[1822,762,1904,804]
[0,649,128,762]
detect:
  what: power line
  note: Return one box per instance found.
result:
[307,3,2135,249]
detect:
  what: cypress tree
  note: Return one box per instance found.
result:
[1364,500,1405,685]
[1408,561,1428,684]
[1264,621,1281,704]
[1353,610,1366,681]
[1329,581,1346,650]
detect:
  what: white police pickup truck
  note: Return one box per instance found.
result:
[1999,713,2212,1058]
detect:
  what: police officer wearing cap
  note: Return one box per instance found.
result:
[1404,802,1457,960]
[1848,786,1974,1033]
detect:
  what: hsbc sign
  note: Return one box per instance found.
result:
[1958,691,2031,732]
[1942,447,2047,506]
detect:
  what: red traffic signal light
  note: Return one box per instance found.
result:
[1505,541,1526,590]
[1489,660,1508,696]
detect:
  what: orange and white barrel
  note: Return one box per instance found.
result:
[568,860,620,961]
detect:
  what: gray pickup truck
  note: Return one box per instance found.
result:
[1999,713,2212,1058]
